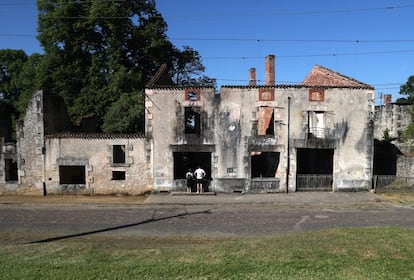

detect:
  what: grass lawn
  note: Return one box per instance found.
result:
[0,227,413,279]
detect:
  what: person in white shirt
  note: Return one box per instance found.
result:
[193,166,206,194]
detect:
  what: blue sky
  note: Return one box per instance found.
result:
[1,0,413,104]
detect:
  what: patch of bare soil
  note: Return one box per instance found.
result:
[378,192,414,206]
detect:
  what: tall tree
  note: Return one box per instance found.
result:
[36,0,213,132]
[398,75,414,103]
[397,76,414,140]
[0,49,41,140]
[0,49,28,102]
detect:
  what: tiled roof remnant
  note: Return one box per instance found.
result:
[302,65,374,89]
[45,133,145,139]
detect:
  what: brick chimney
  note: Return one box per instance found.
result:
[384,94,392,105]
[249,68,256,86]
[265,54,275,85]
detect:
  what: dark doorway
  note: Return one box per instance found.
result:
[297,148,333,174]
[296,148,334,191]
[59,165,86,184]
[173,152,211,179]
[4,159,18,182]
[373,139,401,175]
[251,152,280,178]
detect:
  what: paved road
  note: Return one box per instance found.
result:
[0,193,413,244]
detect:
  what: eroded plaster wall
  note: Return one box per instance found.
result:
[374,103,412,140]
[14,90,45,195]
[146,87,218,191]
[44,136,151,195]
[288,87,375,191]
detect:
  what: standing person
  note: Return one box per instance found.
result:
[193,166,206,194]
[185,169,193,193]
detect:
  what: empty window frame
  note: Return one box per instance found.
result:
[308,111,325,139]
[251,152,280,178]
[59,165,86,184]
[257,107,274,136]
[113,145,126,164]
[4,159,18,182]
[112,171,126,180]
[184,107,201,134]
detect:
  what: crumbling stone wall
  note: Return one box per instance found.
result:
[15,90,45,195]
[44,135,151,195]
[397,155,414,177]
[374,103,412,140]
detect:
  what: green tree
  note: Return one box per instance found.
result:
[101,91,145,133]
[397,76,414,141]
[396,75,414,103]
[171,46,216,87]
[0,49,28,101]
[0,50,41,140]
[36,0,212,132]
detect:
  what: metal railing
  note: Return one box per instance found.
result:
[296,174,333,191]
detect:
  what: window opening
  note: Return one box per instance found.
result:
[112,171,126,180]
[257,107,274,136]
[308,111,325,139]
[113,145,126,164]
[185,107,201,134]
[251,152,280,178]
[4,159,18,181]
[59,165,86,184]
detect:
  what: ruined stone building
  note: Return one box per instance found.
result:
[374,94,412,141]
[373,94,413,176]
[0,55,376,195]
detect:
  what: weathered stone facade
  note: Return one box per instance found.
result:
[374,96,413,140]
[0,57,380,195]
[0,90,151,195]
[146,61,375,192]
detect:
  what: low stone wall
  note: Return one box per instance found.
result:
[397,155,414,177]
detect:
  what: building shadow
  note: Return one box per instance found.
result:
[25,209,211,244]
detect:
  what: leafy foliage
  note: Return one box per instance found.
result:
[101,91,145,133]
[0,50,42,140]
[398,75,414,102]
[33,0,214,132]
[396,76,414,141]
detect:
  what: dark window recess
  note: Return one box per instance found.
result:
[112,171,126,180]
[185,107,201,134]
[59,165,86,184]
[251,152,280,178]
[113,145,126,164]
[4,159,18,181]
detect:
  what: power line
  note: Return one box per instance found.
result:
[162,4,414,18]
[1,33,413,45]
[202,50,414,60]
[170,38,414,43]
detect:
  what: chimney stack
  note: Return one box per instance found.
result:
[249,68,256,86]
[384,94,392,105]
[265,54,275,85]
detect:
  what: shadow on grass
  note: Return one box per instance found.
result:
[26,209,211,244]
